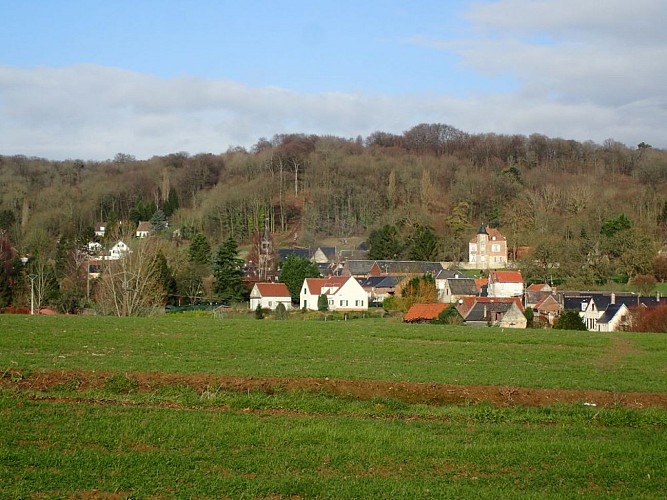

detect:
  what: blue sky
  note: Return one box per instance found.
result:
[1,0,666,160]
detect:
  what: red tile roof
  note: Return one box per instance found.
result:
[527,283,550,291]
[403,303,448,322]
[474,278,488,291]
[489,271,523,283]
[534,295,560,312]
[304,276,350,296]
[255,282,291,297]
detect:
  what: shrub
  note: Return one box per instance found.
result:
[255,303,265,320]
[524,307,534,328]
[432,305,463,325]
[554,310,587,330]
[274,302,288,320]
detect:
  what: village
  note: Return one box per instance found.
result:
[251,224,662,331]
[86,220,663,332]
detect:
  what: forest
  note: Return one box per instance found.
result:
[1,123,666,312]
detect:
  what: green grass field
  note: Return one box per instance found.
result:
[1,315,666,498]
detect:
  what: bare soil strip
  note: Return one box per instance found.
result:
[3,369,666,409]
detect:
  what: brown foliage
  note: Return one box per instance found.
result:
[630,305,667,333]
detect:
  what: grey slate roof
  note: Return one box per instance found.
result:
[358,275,405,288]
[597,303,626,324]
[278,248,312,262]
[447,278,478,296]
[317,246,337,261]
[464,301,513,322]
[560,292,660,312]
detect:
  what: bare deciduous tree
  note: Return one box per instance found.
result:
[95,237,165,316]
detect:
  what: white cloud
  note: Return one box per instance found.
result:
[462,0,667,104]
[466,0,667,43]
[408,0,667,147]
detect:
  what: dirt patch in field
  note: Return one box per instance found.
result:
[2,369,666,409]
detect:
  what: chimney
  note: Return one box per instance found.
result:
[611,292,615,305]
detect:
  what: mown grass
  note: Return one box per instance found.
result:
[1,388,666,499]
[1,315,666,392]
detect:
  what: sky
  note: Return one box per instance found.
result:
[1,0,666,160]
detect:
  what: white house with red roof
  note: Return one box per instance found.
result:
[249,282,293,311]
[487,270,524,298]
[300,276,368,311]
[136,221,152,238]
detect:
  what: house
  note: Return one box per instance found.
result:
[439,276,478,304]
[104,241,131,260]
[403,303,448,323]
[533,294,561,326]
[136,221,151,238]
[249,282,292,311]
[87,241,103,255]
[524,283,554,309]
[497,302,528,328]
[559,292,661,332]
[460,298,526,328]
[560,291,661,331]
[341,260,447,278]
[87,259,102,278]
[580,297,632,332]
[468,225,508,270]
[596,303,631,332]
[300,276,368,311]
[487,271,524,298]
[312,246,337,264]
[358,275,405,305]
[456,296,524,319]
[94,223,106,238]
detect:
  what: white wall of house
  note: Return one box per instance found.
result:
[488,281,524,298]
[249,295,292,311]
[498,303,527,328]
[581,300,601,331]
[597,304,630,332]
[104,241,130,260]
[300,277,368,311]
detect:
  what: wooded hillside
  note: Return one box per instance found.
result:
[1,123,666,310]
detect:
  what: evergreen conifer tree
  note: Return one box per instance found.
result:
[213,237,246,304]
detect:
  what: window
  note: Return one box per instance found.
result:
[491,244,500,252]
[328,299,333,306]
[355,300,364,307]
[340,300,348,307]
[268,301,272,307]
